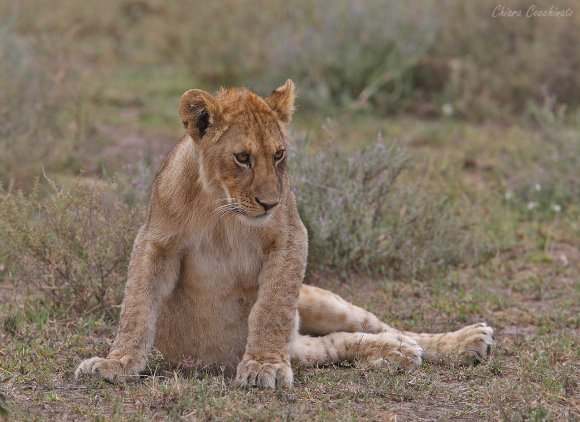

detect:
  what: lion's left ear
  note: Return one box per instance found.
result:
[265,79,295,124]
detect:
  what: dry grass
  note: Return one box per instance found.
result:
[1,242,577,420]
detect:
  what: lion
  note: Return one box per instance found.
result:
[75,80,494,388]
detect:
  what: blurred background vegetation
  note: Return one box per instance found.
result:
[1,0,578,188]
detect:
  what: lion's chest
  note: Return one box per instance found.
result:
[190,224,260,274]
[181,226,263,312]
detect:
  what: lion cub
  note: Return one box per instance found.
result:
[76,81,494,388]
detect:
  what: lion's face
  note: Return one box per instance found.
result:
[179,81,295,222]
[203,118,287,220]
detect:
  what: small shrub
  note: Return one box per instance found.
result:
[502,109,579,220]
[0,179,141,319]
[0,377,7,417]
[113,161,157,207]
[290,130,490,278]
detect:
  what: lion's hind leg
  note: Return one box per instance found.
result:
[298,285,397,336]
[298,285,494,365]
[290,332,423,371]
[403,323,494,364]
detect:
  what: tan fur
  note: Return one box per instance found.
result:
[76,81,494,388]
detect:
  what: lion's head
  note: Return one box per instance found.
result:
[179,80,295,221]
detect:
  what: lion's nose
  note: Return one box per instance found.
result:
[255,197,279,212]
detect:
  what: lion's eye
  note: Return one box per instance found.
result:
[234,152,251,167]
[274,150,285,162]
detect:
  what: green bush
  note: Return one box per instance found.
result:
[291,131,490,278]
[0,180,141,318]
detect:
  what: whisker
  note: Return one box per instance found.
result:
[212,203,242,222]
[203,198,231,211]
[213,208,231,217]
[218,208,236,222]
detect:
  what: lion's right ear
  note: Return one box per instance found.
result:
[179,89,222,141]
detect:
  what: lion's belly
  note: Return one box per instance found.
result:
[154,239,262,369]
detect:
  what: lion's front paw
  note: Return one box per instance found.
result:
[75,356,138,383]
[235,358,293,388]
[452,322,495,364]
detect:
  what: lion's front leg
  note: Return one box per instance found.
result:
[76,231,181,382]
[235,240,305,388]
